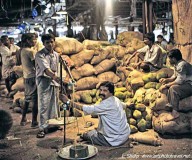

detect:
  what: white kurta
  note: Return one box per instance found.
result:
[83,96,130,146]
[0,44,20,78]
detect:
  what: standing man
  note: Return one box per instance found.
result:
[35,34,60,138]
[20,33,38,127]
[0,35,20,95]
[126,32,163,72]
[60,81,130,146]
[159,49,192,121]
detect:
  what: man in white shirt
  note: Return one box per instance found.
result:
[59,81,130,146]
[126,32,163,72]
[35,34,61,138]
[0,35,20,94]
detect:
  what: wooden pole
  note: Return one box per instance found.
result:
[142,0,146,34]
[145,0,149,33]
[115,24,118,39]
[149,0,153,32]
[172,0,192,63]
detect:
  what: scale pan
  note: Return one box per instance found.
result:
[57,144,98,160]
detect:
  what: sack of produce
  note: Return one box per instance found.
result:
[70,49,95,67]
[55,37,83,55]
[94,58,116,75]
[75,77,99,91]
[153,112,192,134]
[90,48,111,65]
[71,64,96,80]
[116,31,143,47]
[83,40,110,49]
[13,65,23,77]
[97,71,120,84]
[12,77,24,92]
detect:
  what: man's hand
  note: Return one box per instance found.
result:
[159,78,167,84]
[159,84,168,92]
[59,94,69,103]
[52,75,60,84]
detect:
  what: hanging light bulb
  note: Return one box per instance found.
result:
[44,8,50,14]
[47,3,51,8]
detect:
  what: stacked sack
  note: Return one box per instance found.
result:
[11,66,25,113]
[116,31,143,47]
[53,34,145,106]
[58,39,123,104]
[123,67,174,133]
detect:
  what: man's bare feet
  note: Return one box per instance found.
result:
[164,110,180,122]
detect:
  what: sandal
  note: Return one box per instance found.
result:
[36,130,45,138]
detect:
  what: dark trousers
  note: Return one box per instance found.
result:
[168,83,192,110]
[5,72,18,93]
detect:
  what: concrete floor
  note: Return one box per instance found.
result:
[0,96,192,160]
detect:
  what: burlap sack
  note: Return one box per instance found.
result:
[128,69,145,80]
[13,65,23,77]
[130,77,144,91]
[156,68,174,80]
[153,112,192,134]
[114,46,126,59]
[153,93,168,111]
[83,40,110,49]
[55,37,83,55]
[13,91,25,104]
[105,45,119,59]
[71,64,96,80]
[75,77,99,91]
[90,48,111,65]
[116,66,131,82]
[94,58,116,75]
[70,49,95,67]
[125,38,145,55]
[116,31,143,47]
[154,93,192,112]
[97,71,120,84]
[126,69,145,86]
[12,77,24,92]
[178,96,192,111]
